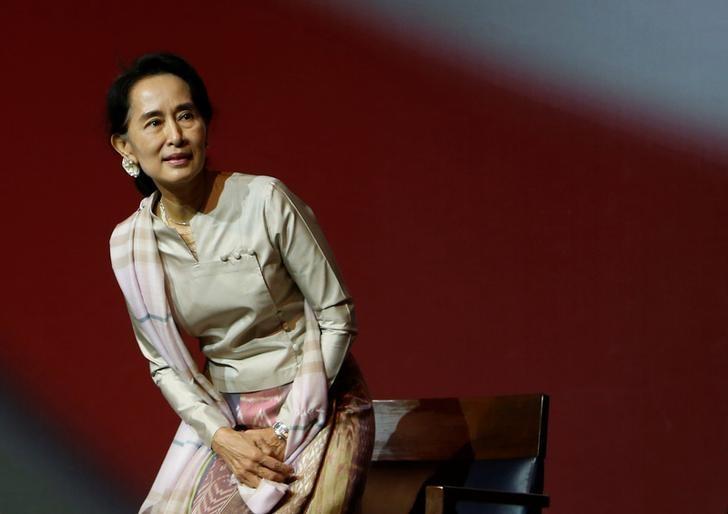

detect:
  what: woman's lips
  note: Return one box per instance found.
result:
[163,154,192,166]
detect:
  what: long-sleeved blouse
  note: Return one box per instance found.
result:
[124,172,356,446]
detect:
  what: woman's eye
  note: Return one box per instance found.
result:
[179,112,194,121]
[146,119,161,128]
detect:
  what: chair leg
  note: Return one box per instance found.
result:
[425,486,445,514]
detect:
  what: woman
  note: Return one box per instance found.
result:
[107,53,374,514]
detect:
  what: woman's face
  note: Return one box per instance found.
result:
[111,73,207,190]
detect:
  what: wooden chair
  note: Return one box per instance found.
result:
[359,394,550,514]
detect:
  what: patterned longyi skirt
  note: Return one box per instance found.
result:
[182,355,374,514]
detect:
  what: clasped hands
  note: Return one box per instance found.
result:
[211,426,294,488]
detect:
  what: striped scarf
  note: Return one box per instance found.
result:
[109,193,328,513]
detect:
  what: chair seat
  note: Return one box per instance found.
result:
[360,395,550,514]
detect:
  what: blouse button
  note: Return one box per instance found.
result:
[220,254,229,262]
[233,252,242,260]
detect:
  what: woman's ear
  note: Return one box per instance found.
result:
[111,134,133,160]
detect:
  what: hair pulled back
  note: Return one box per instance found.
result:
[107,53,212,196]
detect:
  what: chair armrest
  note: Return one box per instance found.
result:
[425,485,550,514]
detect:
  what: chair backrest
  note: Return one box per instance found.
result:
[360,394,549,514]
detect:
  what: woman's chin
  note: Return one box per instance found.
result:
[157,164,205,186]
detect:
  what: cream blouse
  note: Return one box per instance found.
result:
[126,172,356,446]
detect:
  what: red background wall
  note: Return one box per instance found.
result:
[0,3,725,513]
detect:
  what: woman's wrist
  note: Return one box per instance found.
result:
[211,426,237,451]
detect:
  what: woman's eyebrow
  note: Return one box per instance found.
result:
[139,109,163,121]
[139,103,194,121]
[176,102,196,112]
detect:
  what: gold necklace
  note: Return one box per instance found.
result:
[159,199,191,226]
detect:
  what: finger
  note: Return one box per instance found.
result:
[259,455,294,476]
[264,432,287,448]
[248,444,281,467]
[253,438,274,457]
[269,442,286,462]
[246,448,265,463]
[254,464,287,483]
[240,471,260,488]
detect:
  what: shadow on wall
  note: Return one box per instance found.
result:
[0,368,136,513]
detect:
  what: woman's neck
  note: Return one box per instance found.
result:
[156,169,212,223]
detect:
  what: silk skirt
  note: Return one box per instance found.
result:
[186,355,374,514]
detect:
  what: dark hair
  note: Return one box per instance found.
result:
[106,53,212,196]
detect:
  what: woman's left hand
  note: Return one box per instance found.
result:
[211,427,291,487]
[244,427,287,462]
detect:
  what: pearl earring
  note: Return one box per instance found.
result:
[122,157,140,178]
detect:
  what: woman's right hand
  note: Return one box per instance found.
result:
[211,427,294,488]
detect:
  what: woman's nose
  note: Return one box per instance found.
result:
[165,119,185,145]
